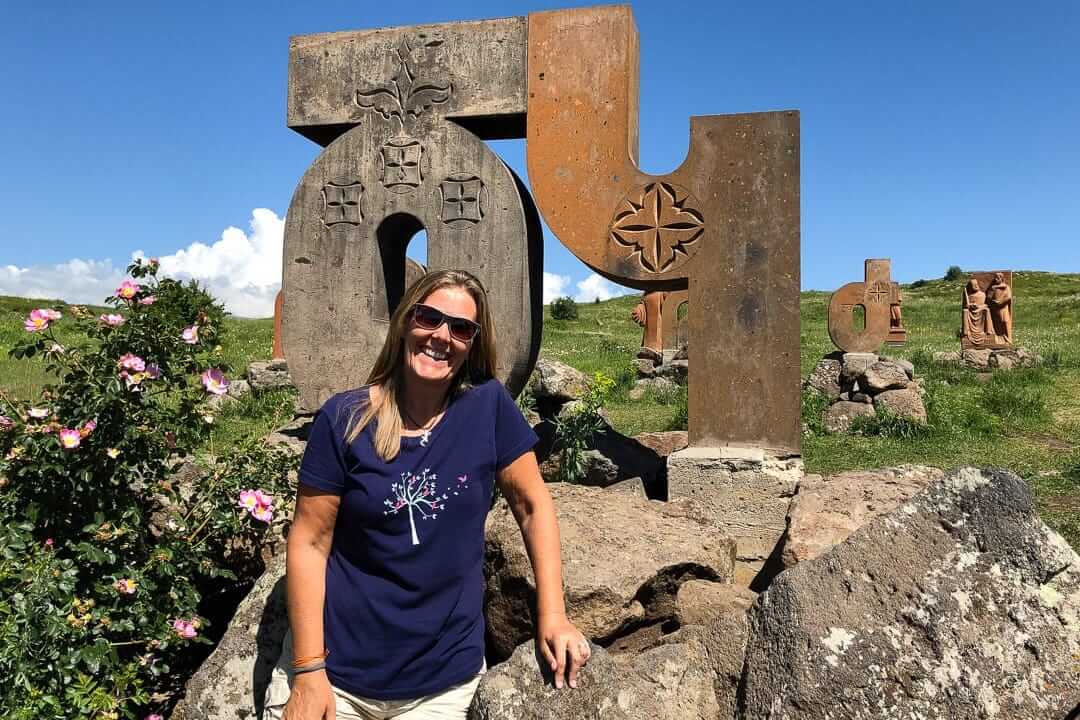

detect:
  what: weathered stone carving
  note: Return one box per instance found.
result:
[439,174,484,225]
[886,284,906,346]
[527,6,800,453]
[284,18,541,410]
[961,271,1013,349]
[630,291,665,355]
[827,259,896,353]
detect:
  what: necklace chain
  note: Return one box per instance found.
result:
[401,402,444,433]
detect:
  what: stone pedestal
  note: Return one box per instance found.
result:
[667,447,801,586]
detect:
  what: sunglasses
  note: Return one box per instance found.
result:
[409,303,481,342]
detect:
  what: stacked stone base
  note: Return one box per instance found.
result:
[805,352,927,433]
[933,346,1040,370]
[631,346,687,398]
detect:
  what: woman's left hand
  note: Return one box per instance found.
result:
[537,612,591,689]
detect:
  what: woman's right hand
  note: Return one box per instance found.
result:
[282,671,336,720]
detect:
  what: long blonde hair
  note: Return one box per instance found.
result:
[346,270,498,460]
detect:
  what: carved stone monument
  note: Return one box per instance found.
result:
[283,19,543,410]
[886,284,906,346]
[827,259,898,354]
[961,271,1013,349]
[528,6,800,453]
[630,288,688,357]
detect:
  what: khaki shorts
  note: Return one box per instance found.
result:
[264,632,485,720]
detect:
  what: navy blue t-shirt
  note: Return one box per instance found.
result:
[297,378,538,700]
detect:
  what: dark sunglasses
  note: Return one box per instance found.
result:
[409,303,481,342]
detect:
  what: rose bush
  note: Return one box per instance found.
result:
[0,259,296,719]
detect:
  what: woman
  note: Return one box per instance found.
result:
[267,270,589,720]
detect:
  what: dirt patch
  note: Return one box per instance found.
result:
[1022,433,1076,451]
[1039,494,1080,514]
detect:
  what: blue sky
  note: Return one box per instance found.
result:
[1,0,1076,314]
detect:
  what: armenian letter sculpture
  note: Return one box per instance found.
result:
[961,271,1013,349]
[282,6,800,454]
[827,259,902,354]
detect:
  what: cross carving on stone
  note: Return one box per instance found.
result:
[322,179,364,226]
[440,175,484,224]
[381,138,423,190]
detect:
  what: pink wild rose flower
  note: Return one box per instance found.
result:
[27,407,50,420]
[181,325,199,344]
[146,715,164,720]
[24,308,59,332]
[99,313,125,327]
[139,295,156,305]
[201,368,229,395]
[0,416,13,431]
[114,578,137,595]
[118,353,146,372]
[59,428,81,450]
[171,619,198,639]
[115,280,140,300]
[79,419,97,438]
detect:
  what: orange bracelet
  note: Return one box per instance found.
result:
[292,650,329,668]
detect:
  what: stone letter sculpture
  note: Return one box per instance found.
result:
[631,291,666,356]
[283,20,542,410]
[527,6,800,453]
[828,259,894,353]
[886,283,906,346]
[961,271,1013,349]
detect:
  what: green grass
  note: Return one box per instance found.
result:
[4,270,1078,546]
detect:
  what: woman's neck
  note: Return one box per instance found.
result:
[399,380,450,425]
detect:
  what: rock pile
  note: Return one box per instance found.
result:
[629,345,687,399]
[933,346,1041,370]
[805,351,927,433]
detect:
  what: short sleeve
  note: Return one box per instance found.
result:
[298,395,350,494]
[493,382,539,470]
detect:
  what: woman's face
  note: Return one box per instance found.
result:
[402,285,478,390]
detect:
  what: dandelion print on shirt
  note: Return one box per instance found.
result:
[383,469,469,545]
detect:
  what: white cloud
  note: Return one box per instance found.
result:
[542,272,571,304]
[0,209,285,317]
[574,273,635,303]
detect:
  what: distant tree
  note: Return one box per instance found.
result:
[944,265,964,281]
[550,296,579,320]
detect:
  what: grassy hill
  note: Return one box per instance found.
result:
[2,272,1077,546]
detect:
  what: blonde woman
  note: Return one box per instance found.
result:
[267,270,589,720]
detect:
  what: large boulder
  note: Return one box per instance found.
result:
[484,483,736,659]
[247,359,294,392]
[781,466,946,568]
[742,467,1080,719]
[873,387,928,424]
[804,356,842,400]
[470,638,720,720]
[860,360,910,393]
[631,431,688,460]
[823,400,875,433]
[528,358,590,403]
[171,553,288,720]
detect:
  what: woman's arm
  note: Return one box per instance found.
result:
[497,451,590,689]
[283,486,340,720]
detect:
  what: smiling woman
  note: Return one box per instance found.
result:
[268,269,590,720]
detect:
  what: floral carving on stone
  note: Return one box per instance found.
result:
[355,37,452,128]
[609,182,705,273]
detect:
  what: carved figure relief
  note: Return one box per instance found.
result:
[631,291,665,354]
[439,174,484,225]
[610,182,705,273]
[961,272,1013,349]
[322,178,364,226]
[887,283,907,346]
[380,137,423,192]
[355,37,452,127]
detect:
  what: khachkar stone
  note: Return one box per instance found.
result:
[827,258,902,353]
[283,20,543,410]
[528,6,800,453]
[961,271,1013,349]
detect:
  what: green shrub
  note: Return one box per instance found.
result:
[554,371,614,483]
[549,296,579,321]
[944,265,964,282]
[0,259,296,719]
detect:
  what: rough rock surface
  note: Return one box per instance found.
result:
[171,553,287,720]
[804,356,842,400]
[667,449,800,585]
[529,358,589,402]
[873,387,928,424]
[674,579,755,628]
[247,360,294,392]
[860,360,910,393]
[781,466,946,568]
[484,483,736,659]
[989,347,1041,369]
[823,400,875,433]
[632,431,688,459]
[627,375,676,400]
[470,639,720,720]
[742,467,1080,719]
[961,348,993,369]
